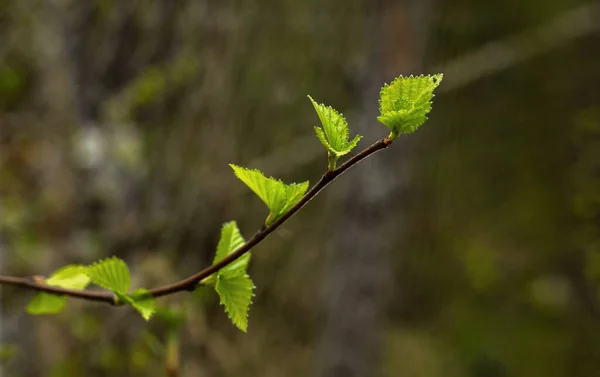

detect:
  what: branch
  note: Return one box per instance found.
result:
[0,137,393,304]
[0,275,115,303]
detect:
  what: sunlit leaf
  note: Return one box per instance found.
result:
[46,265,90,289]
[377,74,442,138]
[308,96,362,169]
[230,164,308,224]
[209,221,255,331]
[282,181,309,215]
[213,221,249,277]
[215,273,255,332]
[127,288,156,321]
[85,257,131,295]
[26,264,91,316]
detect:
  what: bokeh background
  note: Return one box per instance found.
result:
[1,0,600,376]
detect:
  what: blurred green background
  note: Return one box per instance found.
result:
[1,0,599,376]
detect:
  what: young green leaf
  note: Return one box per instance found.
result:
[209,221,255,331]
[26,293,67,314]
[46,265,91,289]
[230,164,286,214]
[308,96,362,170]
[85,257,154,320]
[377,74,443,139]
[213,221,249,277]
[230,164,308,225]
[26,265,91,315]
[215,273,255,332]
[127,288,156,321]
[281,182,309,219]
[85,257,131,295]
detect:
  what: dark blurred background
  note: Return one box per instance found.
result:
[1,0,599,376]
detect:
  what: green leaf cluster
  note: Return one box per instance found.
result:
[26,265,91,314]
[85,257,156,320]
[209,221,255,332]
[27,257,156,320]
[230,164,308,226]
[308,95,362,170]
[23,72,443,334]
[377,74,443,139]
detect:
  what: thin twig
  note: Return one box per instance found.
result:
[0,137,393,304]
[0,275,116,304]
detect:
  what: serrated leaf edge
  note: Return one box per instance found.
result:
[377,73,443,136]
[215,273,255,332]
[230,164,308,224]
[85,256,131,295]
[308,95,361,155]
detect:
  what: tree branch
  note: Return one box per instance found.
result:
[0,137,393,305]
[0,275,116,304]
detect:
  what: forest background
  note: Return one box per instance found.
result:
[1,1,599,376]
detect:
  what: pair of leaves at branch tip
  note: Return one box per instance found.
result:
[85,256,156,320]
[377,73,443,139]
[26,265,91,315]
[308,95,362,167]
[210,221,255,332]
[230,165,308,226]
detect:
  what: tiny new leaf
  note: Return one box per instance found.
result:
[85,256,131,295]
[308,96,362,169]
[26,265,91,315]
[211,221,255,331]
[230,164,308,225]
[377,74,443,139]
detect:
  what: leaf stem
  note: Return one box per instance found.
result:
[327,154,337,171]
